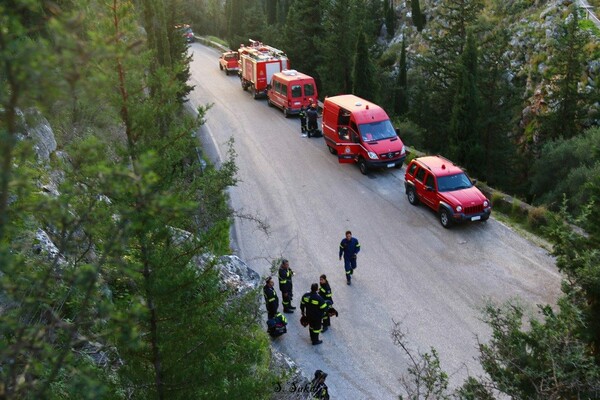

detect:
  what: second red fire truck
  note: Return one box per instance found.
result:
[238,39,290,99]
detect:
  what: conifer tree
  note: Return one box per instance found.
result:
[542,7,588,142]
[352,30,378,101]
[266,0,277,25]
[411,0,425,32]
[413,0,483,153]
[385,0,396,38]
[477,24,520,188]
[394,39,409,116]
[318,0,357,95]
[449,30,481,173]
[284,0,324,90]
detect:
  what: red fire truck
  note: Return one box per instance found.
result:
[238,39,290,99]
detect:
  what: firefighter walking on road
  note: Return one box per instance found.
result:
[301,283,329,345]
[263,276,279,319]
[339,230,360,285]
[278,259,296,313]
[319,274,333,331]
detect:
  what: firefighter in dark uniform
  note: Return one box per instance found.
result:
[339,230,360,285]
[301,283,329,345]
[319,274,333,331]
[278,259,295,313]
[306,102,319,137]
[299,105,307,134]
[310,370,330,400]
[263,276,279,320]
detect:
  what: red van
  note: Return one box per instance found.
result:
[266,70,318,117]
[322,95,406,174]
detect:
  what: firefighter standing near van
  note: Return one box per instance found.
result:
[299,105,307,136]
[301,283,329,345]
[339,230,361,285]
[306,102,319,138]
[319,274,333,331]
[278,259,296,313]
[263,276,279,319]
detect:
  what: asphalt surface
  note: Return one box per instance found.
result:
[187,43,562,399]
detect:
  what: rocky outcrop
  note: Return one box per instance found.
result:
[16,108,57,164]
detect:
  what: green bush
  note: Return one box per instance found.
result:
[395,118,426,149]
[527,205,549,230]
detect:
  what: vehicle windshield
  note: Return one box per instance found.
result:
[436,173,473,192]
[224,54,236,60]
[358,119,396,142]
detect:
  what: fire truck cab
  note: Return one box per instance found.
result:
[322,95,406,175]
[266,70,318,117]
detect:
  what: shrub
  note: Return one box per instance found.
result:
[527,205,549,230]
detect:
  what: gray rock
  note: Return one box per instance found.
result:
[17,108,57,163]
[194,254,261,295]
[34,228,67,266]
[270,349,313,400]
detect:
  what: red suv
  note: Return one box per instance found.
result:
[404,155,491,228]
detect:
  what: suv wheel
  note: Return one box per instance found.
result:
[327,145,337,155]
[219,64,223,71]
[283,108,290,118]
[407,187,419,205]
[439,208,453,229]
[358,158,369,175]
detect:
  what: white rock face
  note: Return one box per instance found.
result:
[17,108,57,163]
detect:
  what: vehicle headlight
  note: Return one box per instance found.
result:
[483,200,489,207]
[401,145,406,155]
[367,151,378,160]
[456,205,463,212]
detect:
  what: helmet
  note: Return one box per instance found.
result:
[314,370,328,380]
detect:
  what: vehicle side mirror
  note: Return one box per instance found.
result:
[426,186,434,191]
[471,179,477,185]
[395,128,400,136]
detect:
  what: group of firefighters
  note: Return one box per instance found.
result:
[298,99,320,138]
[262,231,361,399]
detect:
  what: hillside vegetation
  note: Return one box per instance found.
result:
[0,1,274,398]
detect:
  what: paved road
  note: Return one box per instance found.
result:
[187,43,562,399]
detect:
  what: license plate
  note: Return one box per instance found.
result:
[387,163,395,168]
[471,215,481,221]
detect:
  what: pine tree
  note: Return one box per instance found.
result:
[542,7,588,142]
[413,0,483,153]
[385,0,396,38]
[411,0,425,32]
[317,0,357,96]
[266,0,277,25]
[352,30,377,101]
[449,31,481,173]
[284,0,325,90]
[394,40,409,116]
[477,23,521,188]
